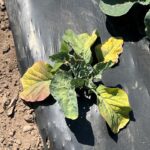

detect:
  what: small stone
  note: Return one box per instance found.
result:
[9,130,15,137]
[31,130,36,136]
[4,93,18,117]
[0,88,4,93]
[23,125,34,132]
[0,137,5,143]
[24,114,34,123]
[13,146,19,150]
[0,0,5,11]
[3,139,6,145]
[0,109,4,114]
[1,23,5,30]
[4,15,8,20]
[3,83,9,88]
[6,91,11,97]
[36,137,41,148]
[2,45,10,54]
[4,58,10,63]
[15,139,22,145]
[28,109,34,114]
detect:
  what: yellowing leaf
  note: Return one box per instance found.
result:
[78,30,97,50]
[20,61,53,102]
[96,37,123,63]
[96,85,131,133]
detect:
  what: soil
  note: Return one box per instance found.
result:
[0,0,43,149]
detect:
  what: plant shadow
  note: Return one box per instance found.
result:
[66,89,96,146]
[23,95,56,109]
[24,85,136,145]
[26,89,96,146]
[106,3,150,42]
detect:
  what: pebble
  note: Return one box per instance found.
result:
[23,125,34,132]
[2,45,10,54]
[0,0,5,11]
[28,109,34,114]
[13,146,20,150]
[15,139,22,145]
[5,93,18,117]
[3,83,9,88]
[4,15,8,20]
[9,130,15,137]
[6,91,11,97]
[4,22,9,29]
[1,23,6,30]
[31,130,36,136]
[24,114,34,123]
[0,88,3,94]
[0,137,5,143]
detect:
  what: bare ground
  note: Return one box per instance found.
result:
[0,0,43,149]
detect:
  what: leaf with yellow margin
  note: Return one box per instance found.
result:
[95,37,123,63]
[96,85,131,133]
[63,29,97,63]
[20,61,53,102]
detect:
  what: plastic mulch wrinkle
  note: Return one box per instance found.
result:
[6,0,150,150]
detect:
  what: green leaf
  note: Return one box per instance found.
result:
[63,29,97,63]
[51,71,78,120]
[60,40,70,53]
[49,52,69,63]
[20,61,53,102]
[93,61,112,81]
[99,0,135,16]
[70,61,93,79]
[144,9,150,38]
[99,0,150,17]
[87,78,97,91]
[96,85,131,133]
[51,62,63,73]
[71,79,85,88]
[139,0,150,5]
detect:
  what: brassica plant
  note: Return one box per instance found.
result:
[20,30,131,134]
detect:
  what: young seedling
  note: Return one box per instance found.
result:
[20,29,131,134]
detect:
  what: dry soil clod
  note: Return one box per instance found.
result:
[23,125,34,132]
